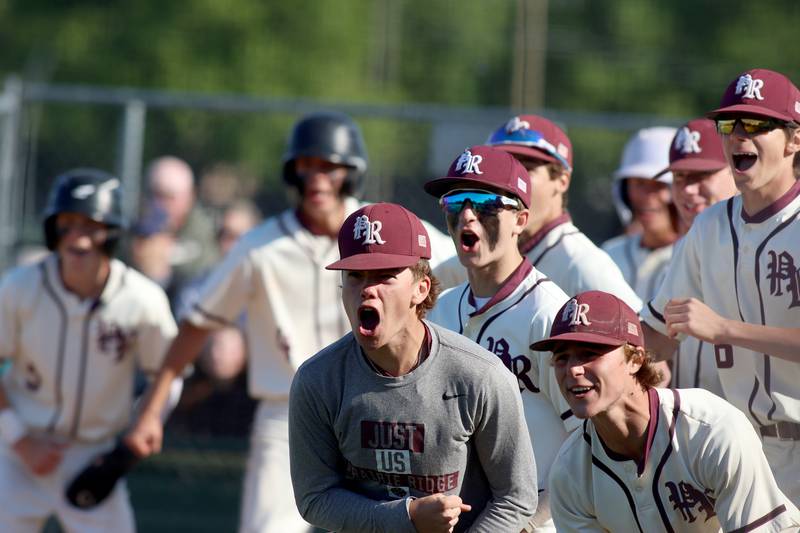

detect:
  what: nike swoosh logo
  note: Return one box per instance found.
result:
[442,392,465,401]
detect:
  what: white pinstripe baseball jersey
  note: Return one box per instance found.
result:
[602,233,674,302]
[434,215,643,312]
[549,388,800,532]
[183,198,455,400]
[0,255,177,442]
[427,259,576,491]
[671,336,724,397]
[641,183,800,432]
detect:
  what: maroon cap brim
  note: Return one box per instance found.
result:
[655,158,728,178]
[530,332,626,353]
[326,252,422,271]
[492,144,559,165]
[706,104,794,122]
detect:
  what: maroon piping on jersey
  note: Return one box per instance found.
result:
[652,389,681,532]
[728,505,789,533]
[596,388,660,476]
[728,195,800,428]
[582,420,645,533]
[753,207,799,423]
[740,178,800,224]
[519,212,571,256]
[279,211,344,349]
[467,258,533,317]
[40,261,68,432]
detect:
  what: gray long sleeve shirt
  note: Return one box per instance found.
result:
[289,321,537,533]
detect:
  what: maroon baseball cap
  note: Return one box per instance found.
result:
[326,203,431,271]
[707,68,800,123]
[655,118,727,178]
[424,145,532,208]
[530,291,644,352]
[486,115,573,171]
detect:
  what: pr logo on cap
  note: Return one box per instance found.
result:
[735,74,765,101]
[562,299,591,326]
[674,127,701,155]
[353,215,386,245]
[454,149,484,175]
[505,116,531,133]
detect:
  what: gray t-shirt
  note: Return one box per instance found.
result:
[289,321,537,533]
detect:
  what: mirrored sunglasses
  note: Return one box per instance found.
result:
[715,117,786,135]
[439,190,521,216]
[487,126,571,171]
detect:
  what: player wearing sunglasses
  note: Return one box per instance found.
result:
[640,68,800,506]
[434,116,642,320]
[425,145,574,532]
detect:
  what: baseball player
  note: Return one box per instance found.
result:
[654,118,738,395]
[0,169,177,532]
[433,115,642,314]
[602,127,679,302]
[289,202,537,533]
[125,112,454,533]
[425,145,573,532]
[533,290,800,532]
[640,68,800,505]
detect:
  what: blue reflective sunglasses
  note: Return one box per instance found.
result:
[439,190,522,216]
[487,126,572,171]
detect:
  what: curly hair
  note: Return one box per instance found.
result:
[623,343,663,389]
[409,259,440,319]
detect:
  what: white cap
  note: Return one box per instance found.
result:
[613,127,677,184]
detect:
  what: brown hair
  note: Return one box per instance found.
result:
[623,343,663,388]
[543,161,570,209]
[409,259,440,318]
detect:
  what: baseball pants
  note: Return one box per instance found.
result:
[239,399,312,533]
[762,436,800,507]
[0,437,134,533]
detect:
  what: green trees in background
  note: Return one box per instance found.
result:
[0,0,796,236]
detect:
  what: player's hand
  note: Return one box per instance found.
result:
[664,297,730,344]
[12,434,67,476]
[123,410,163,458]
[409,493,472,533]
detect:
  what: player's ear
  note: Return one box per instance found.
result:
[625,345,645,375]
[410,273,431,307]
[785,125,800,155]
[513,208,529,235]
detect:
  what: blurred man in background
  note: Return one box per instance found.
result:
[145,156,218,289]
[654,118,737,395]
[126,112,454,533]
[602,127,679,302]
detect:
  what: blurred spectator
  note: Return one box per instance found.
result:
[169,200,262,437]
[145,156,218,287]
[129,202,175,294]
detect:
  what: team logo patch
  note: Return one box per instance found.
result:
[766,250,800,309]
[561,299,591,326]
[353,215,386,245]
[454,149,484,175]
[734,73,765,101]
[504,116,530,133]
[517,176,528,193]
[674,127,701,154]
[97,321,137,362]
[795,101,800,114]
[557,142,569,159]
[417,234,427,248]
[665,480,717,523]
[627,322,639,336]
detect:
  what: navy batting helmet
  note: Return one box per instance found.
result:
[43,168,127,254]
[282,112,368,198]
